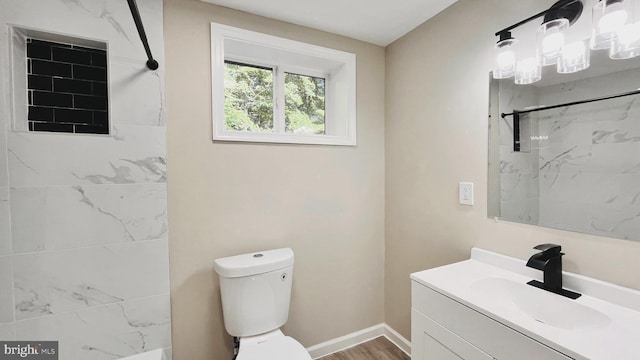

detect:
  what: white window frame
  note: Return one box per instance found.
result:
[210,23,357,146]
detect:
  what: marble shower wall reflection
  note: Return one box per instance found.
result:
[490,65,640,242]
[495,81,540,224]
[0,0,171,359]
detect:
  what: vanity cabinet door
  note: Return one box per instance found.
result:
[412,309,495,360]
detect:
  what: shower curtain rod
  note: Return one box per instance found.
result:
[501,88,640,119]
[127,0,159,70]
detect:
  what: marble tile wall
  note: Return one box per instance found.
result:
[0,0,171,359]
[0,188,10,256]
[15,295,171,360]
[0,324,15,341]
[11,184,168,253]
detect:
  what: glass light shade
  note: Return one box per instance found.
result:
[558,40,590,73]
[515,57,541,85]
[537,18,569,66]
[591,0,632,50]
[493,38,518,79]
[610,22,640,59]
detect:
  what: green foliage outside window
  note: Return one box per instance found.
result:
[285,73,325,134]
[224,62,325,134]
[224,62,274,132]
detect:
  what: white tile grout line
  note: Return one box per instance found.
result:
[10,237,169,257]
[8,182,168,189]
[10,291,171,324]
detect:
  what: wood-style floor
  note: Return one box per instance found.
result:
[317,336,410,360]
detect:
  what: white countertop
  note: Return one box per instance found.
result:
[411,248,640,360]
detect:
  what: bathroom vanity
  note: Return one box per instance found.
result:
[411,248,640,360]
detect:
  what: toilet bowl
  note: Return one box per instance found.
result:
[214,248,311,360]
[236,330,311,360]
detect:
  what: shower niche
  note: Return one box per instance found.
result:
[9,27,109,135]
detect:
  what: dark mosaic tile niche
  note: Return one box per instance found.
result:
[26,38,109,134]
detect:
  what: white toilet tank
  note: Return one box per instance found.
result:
[214,248,294,337]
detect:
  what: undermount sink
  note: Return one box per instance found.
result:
[468,277,610,330]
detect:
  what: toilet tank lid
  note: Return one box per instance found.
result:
[214,248,294,278]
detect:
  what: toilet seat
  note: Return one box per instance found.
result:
[236,334,311,360]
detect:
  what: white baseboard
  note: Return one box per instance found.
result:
[306,323,411,359]
[306,324,385,359]
[383,324,411,356]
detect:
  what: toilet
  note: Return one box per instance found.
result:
[214,248,312,360]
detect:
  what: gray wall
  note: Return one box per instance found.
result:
[164,1,386,359]
[0,0,171,358]
[386,0,640,340]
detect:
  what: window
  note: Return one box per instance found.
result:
[211,23,356,146]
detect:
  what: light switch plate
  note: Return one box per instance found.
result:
[459,182,474,206]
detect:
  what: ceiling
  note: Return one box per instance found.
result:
[200,0,458,46]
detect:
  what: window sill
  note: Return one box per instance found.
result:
[213,130,356,146]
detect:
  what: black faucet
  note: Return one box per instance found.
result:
[526,244,581,299]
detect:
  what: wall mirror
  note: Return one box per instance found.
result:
[488,49,640,242]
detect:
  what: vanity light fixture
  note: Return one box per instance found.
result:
[494,0,640,84]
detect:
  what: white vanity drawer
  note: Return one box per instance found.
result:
[412,281,573,360]
[412,309,495,360]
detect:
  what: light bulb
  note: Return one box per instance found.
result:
[497,50,515,69]
[515,57,541,85]
[543,32,565,54]
[598,4,628,33]
[591,0,633,50]
[518,58,538,72]
[537,19,569,66]
[611,22,640,59]
[493,38,518,79]
[618,22,640,43]
[558,40,590,73]
[562,41,586,59]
